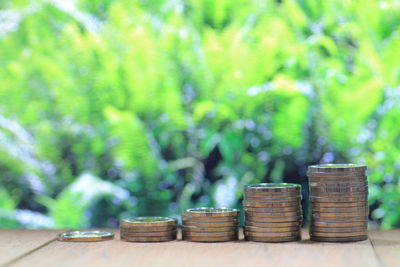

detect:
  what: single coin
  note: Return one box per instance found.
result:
[245,196,302,203]
[245,210,302,218]
[182,230,238,238]
[183,207,239,217]
[244,230,300,238]
[120,230,177,237]
[183,235,238,242]
[182,220,238,227]
[182,215,238,222]
[245,235,301,243]
[245,220,302,228]
[311,215,367,222]
[120,225,177,232]
[310,186,368,193]
[312,210,368,218]
[245,183,301,193]
[310,201,367,208]
[244,206,301,213]
[307,164,367,173]
[310,235,368,242]
[120,217,177,227]
[309,195,367,203]
[312,206,369,213]
[181,225,238,232]
[311,220,367,228]
[310,231,367,238]
[309,181,368,187]
[121,235,176,242]
[244,191,301,198]
[243,200,299,208]
[244,225,300,233]
[308,172,367,178]
[246,215,302,223]
[310,226,367,233]
[57,231,114,242]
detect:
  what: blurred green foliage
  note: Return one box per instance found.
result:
[0,0,399,229]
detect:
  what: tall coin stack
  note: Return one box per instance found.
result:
[308,164,368,242]
[120,217,177,242]
[243,183,302,242]
[182,208,239,242]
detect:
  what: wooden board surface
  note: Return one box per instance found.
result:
[369,230,400,267]
[0,229,60,266]
[3,229,393,267]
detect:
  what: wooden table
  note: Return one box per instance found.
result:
[0,229,398,267]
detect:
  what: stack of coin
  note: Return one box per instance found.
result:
[243,183,302,242]
[182,207,239,242]
[308,164,368,242]
[120,217,177,242]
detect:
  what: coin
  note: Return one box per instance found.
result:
[307,164,367,173]
[183,207,239,217]
[245,220,302,227]
[245,183,301,193]
[244,206,301,212]
[311,221,367,228]
[310,226,367,233]
[244,225,300,233]
[311,215,367,222]
[310,201,367,208]
[183,235,238,242]
[245,235,301,242]
[244,230,300,238]
[182,230,238,238]
[120,217,177,227]
[246,215,302,223]
[310,231,367,238]
[182,220,238,227]
[310,235,368,242]
[310,186,368,193]
[245,196,302,203]
[121,236,176,242]
[309,181,368,187]
[120,230,177,237]
[181,225,238,232]
[57,231,114,242]
[245,210,302,218]
[182,215,239,223]
[309,195,367,203]
[120,225,177,232]
[244,191,301,198]
[243,200,299,208]
[312,210,368,217]
[312,206,368,213]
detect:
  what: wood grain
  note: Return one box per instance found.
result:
[8,229,383,267]
[0,229,59,266]
[369,229,400,267]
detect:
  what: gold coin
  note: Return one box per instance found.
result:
[120,217,177,227]
[57,231,114,242]
[183,207,239,217]
[121,235,176,242]
[182,215,238,223]
[245,196,302,203]
[246,215,302,223]
[244,225,300,233]
[245,235,301,242]
[312,206,368,213]
[312,210,368,218]
[311,215,367,222]
[311,220,367,228]
[309,195,367,203]
[243,200,299,208]
[120,225,177,232]
[120,230,177,237]
[244,206,300,212]
[245,210,302,218]
[245,183,301,193]
[182,220,238,227]
[245,220,302,228]
[310,231,367,238]
[307,164,367,173]
[183,235,238,242]
[182,230,238,238]
[244,230,300,238]
[310,226,367,233]
[310,235,368,242]
[181,225,238,232]
[310,201,367,208]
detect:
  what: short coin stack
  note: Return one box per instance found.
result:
[120,217,177,242]
[182,208,239,242]
[308,164,368,242]
[243,183,302,242]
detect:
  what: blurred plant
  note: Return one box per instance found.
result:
[0,0,399,228]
